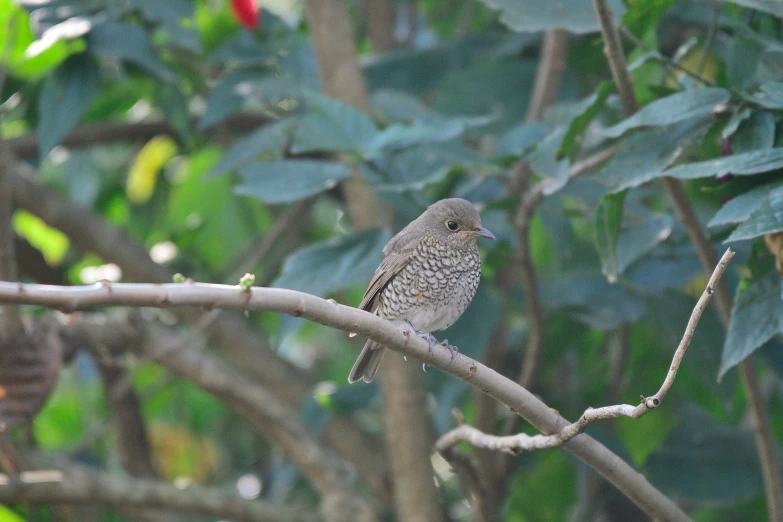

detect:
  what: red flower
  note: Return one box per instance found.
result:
[231,0,259,28]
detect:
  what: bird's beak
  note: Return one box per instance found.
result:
[473,226,496,240]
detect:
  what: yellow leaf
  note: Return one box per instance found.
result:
[665,47,721,88]
[127,135,178,204]
[13,210,70,265]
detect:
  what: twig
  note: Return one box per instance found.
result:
[436,248,733,455]
[6,114,273,159]
[525,31,569,123]
[592,0,783,518]
[0,462,318,522]
[0,281,689,521]
[593,0,639,115]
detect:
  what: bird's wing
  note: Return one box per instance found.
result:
[359,242,417,313]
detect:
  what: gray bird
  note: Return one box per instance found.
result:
[348,198,495,384]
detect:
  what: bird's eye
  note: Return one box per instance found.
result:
[446,220,458,231]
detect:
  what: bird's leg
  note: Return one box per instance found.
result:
[407,322,437,357]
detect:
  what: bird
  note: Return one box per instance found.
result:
[348,198,495,384]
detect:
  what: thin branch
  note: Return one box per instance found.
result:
[437,248,733,455]
[593,0,639,115]
[525,30,569,123]
[6,114,272,159]
[592,0,783,518]
[0,281,688,521]
[697,0,721,77]
[0,466,318,522]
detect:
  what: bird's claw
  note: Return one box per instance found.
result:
[440,339,459,364]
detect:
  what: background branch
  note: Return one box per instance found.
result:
[592,1,783,519]
[8,161,391,499]
[0,280,689,522]
[0,464,318,522]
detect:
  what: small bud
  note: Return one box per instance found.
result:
[239,273,256,292]
[173,273,186,283]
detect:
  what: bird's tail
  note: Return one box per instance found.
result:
[348,340,386,383]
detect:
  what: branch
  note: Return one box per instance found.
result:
[437,248,733,455]
[0,281,688,521]
[0,466,318,522]
[0,138,20,336]
[592,1,783,519]
[593,0,638,115]
[6,114,272,159]
[8,161,391,499]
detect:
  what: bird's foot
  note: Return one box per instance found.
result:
[440,339,459,364]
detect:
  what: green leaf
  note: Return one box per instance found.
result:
[363,115,492,158]
[495,122,548,158]
[732,111,775,154]
[719,272,782,378]
[199,68,269,130]
[87,21,173,81]
[616,213,674,274]
[9,17,90,79]
[479,0,626,34]
[272,230,392,297]
[720,107,751,140]
[598,116,710,191]
[708,180,783,227]
[235,160,351,204]
[208,118,298,178]
[291,91,378,154]
[727,184,783,241]
[726,34,761,90]
[601,88,729,139]
[748,82,783,110]
[38,54,99,158]
[594,190,627,282]
[663,148,783,180]
[529,127,570,195]
[724,0,783,17]
[646,408,770,502]
[557,82,614,160]
[363,140,485,192]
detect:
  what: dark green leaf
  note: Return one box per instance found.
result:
[199,68,268,130]
[594,190,628,282]
[597,116,710,191]
[370,89,441,123]
[724,0,783,17]
[235,160,351,204]
[364,115,492,158]
[646,408,770,502]
[87,21,173,81]
[38,54,99,158]
[495,122,548,158]
[749,82,783,110]
[601,88,729,139]
[272,230,392,297]
[557,82,614,160]
[208,118,298,178]
[709,180,783,227]
[720,108,751,140]
[133,0,193,23]
[291,91,378,154]
[719,272,782,378]
[161,84,192,144]
[727,35,761,90]
[732,111,776,154]
[616,214,674,273]
[727,184,783,241]
[479,0,626,34]
[664,148,783,180]
[529,127,570,195]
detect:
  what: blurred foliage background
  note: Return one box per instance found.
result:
[1,0,783,520]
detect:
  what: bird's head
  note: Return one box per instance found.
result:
[423,198,496,246]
